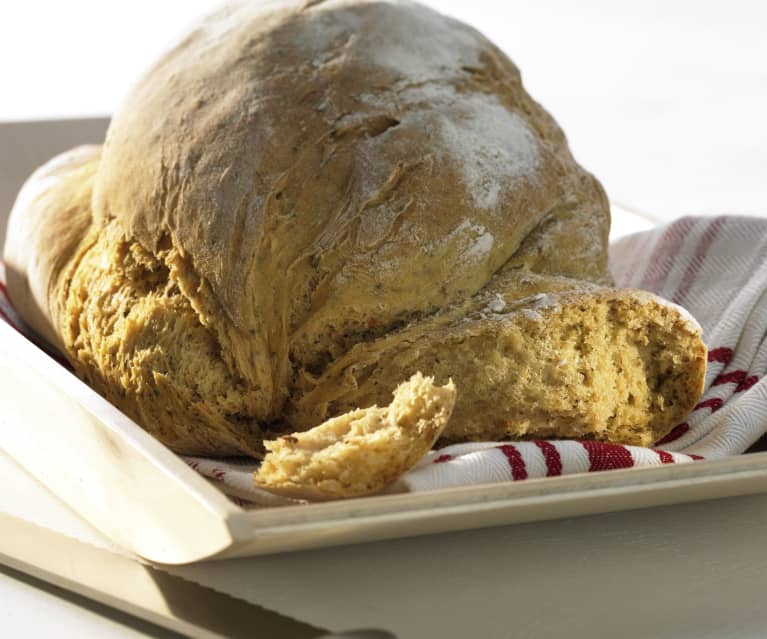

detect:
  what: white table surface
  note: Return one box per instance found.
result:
[1,1,767,638]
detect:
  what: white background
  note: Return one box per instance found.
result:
[1,0,766,220]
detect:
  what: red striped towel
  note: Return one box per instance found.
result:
[404,215,767,491]
[3,215,767,503]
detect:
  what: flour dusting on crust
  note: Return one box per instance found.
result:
[436,92,539,209]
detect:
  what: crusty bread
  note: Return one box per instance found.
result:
[256,372,455,499]
[4,0,706,472]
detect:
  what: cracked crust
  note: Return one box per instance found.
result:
[4,0,705,464]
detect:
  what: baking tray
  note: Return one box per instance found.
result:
[2,118,767,565]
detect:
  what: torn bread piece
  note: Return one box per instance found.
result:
[255,372,456,500]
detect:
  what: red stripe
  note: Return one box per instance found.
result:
[672,216,726,305]
[736,375,758,392]
[708,347,734,364]
[581,441,634,471]
[713,370,747,386]
[534,441,562,476]
[433,454,453,464]
[639,217,696,291]
[695,397,724,412]
[497,444,528,480]
[688,454,705,461]
[712,370,758,392]
[655,450,675,464]
[655,423,689,445]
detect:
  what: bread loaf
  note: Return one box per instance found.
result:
[4,1,706,482]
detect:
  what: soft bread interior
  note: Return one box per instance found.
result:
[255,372,455,499]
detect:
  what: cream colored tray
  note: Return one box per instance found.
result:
[2,119,767,565]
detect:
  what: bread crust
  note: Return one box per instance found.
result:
[4,0,705,466]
